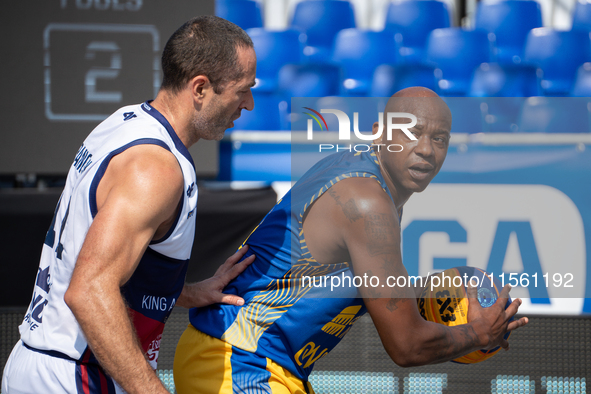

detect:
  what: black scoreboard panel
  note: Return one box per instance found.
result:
[2,308,589,393]
[0,0,217,177]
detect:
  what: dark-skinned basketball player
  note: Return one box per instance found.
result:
[174,87,529,394]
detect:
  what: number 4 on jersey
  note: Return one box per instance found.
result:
[44,195,71,260]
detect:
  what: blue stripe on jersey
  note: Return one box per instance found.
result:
[191,151,385,380]
[150,185,184,245]
[88,138,171,218]
[22,342,77,362]
[121,247,188,322]
[141,101,196,170]
[230,346,272,394]
[75,362,116,394]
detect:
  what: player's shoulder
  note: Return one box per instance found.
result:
[87,103,167,146]
[121,143,181,176]
[331,177,394,212]
[109,143,184,196]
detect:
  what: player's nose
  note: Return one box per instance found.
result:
[242,89,254,111]
[414,135,434,157]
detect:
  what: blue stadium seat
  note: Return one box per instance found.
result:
[278,63,342,98]
[215,0,263,30]
[442,97,485,133]
[468,63,541,132]
[311,96,381,133]
[517,97,591,132]
[231,92,288,130]
[384,0,451,63]
[331,29,398,96]
[523,28,591,96]
[468,63,542,97]
[479,97,528,132]
[276,63,342,129]
[247,28,305,93]
[474,0,543,64]
[370,64,438,97]
[426,28,495,96]
[571,62,591,97]
[572,0,591,31]
[289,0,356,61]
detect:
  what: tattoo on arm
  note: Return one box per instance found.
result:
[386,298,401,312]
[364,212,397,256]
[433,324,480,360]
[364,269,380,301]
[327,188,362,223]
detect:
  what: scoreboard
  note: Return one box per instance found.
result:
[0,0,217,176]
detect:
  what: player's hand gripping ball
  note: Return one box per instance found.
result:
[417,266,512,364]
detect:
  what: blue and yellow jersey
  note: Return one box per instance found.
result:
[189,150,393,381]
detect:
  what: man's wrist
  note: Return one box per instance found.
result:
[469,320,490,349]
[177,282,209,309]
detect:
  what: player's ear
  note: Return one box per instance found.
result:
[190,75,211,104]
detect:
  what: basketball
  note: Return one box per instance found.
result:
[417,266,511,364]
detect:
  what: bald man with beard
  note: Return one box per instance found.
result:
[173,87,529,394]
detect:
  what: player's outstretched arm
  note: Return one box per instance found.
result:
[177,245,255,308]
[309,178,528,367]
[64,144,182,394]
[349,197,527,365]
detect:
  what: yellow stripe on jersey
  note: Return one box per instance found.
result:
[321,305,362,338]
[221,262,347,352]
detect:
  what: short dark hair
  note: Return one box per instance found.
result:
[160,15,253,94]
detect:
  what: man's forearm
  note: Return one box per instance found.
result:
[412,320,487,366]
[65,287,168,394]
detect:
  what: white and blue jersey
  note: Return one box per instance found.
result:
[4,102,197,393]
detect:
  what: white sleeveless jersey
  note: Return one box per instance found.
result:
[19,102,197,370]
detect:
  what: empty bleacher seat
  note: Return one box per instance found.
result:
[384,0,451,63]
[523,28,591,96]
[468,63,541,132]
[474,0,543,64]
[571,62,591,97]
[370,64,438,97]
[276,63,342,129]
[216,0,263,30]
[311,96,381,133]
[426,28,495,96]
[247,28,305,93]
[278,63,342,97]
[442,97,485,133]
[290,0,356,61]
[331,29,398,96]
[468,63,542,97]
[479,97,528,132]
[517,97,591,132]
[572,0,591,32]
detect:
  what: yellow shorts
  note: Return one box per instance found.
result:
[174,325,315,394]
